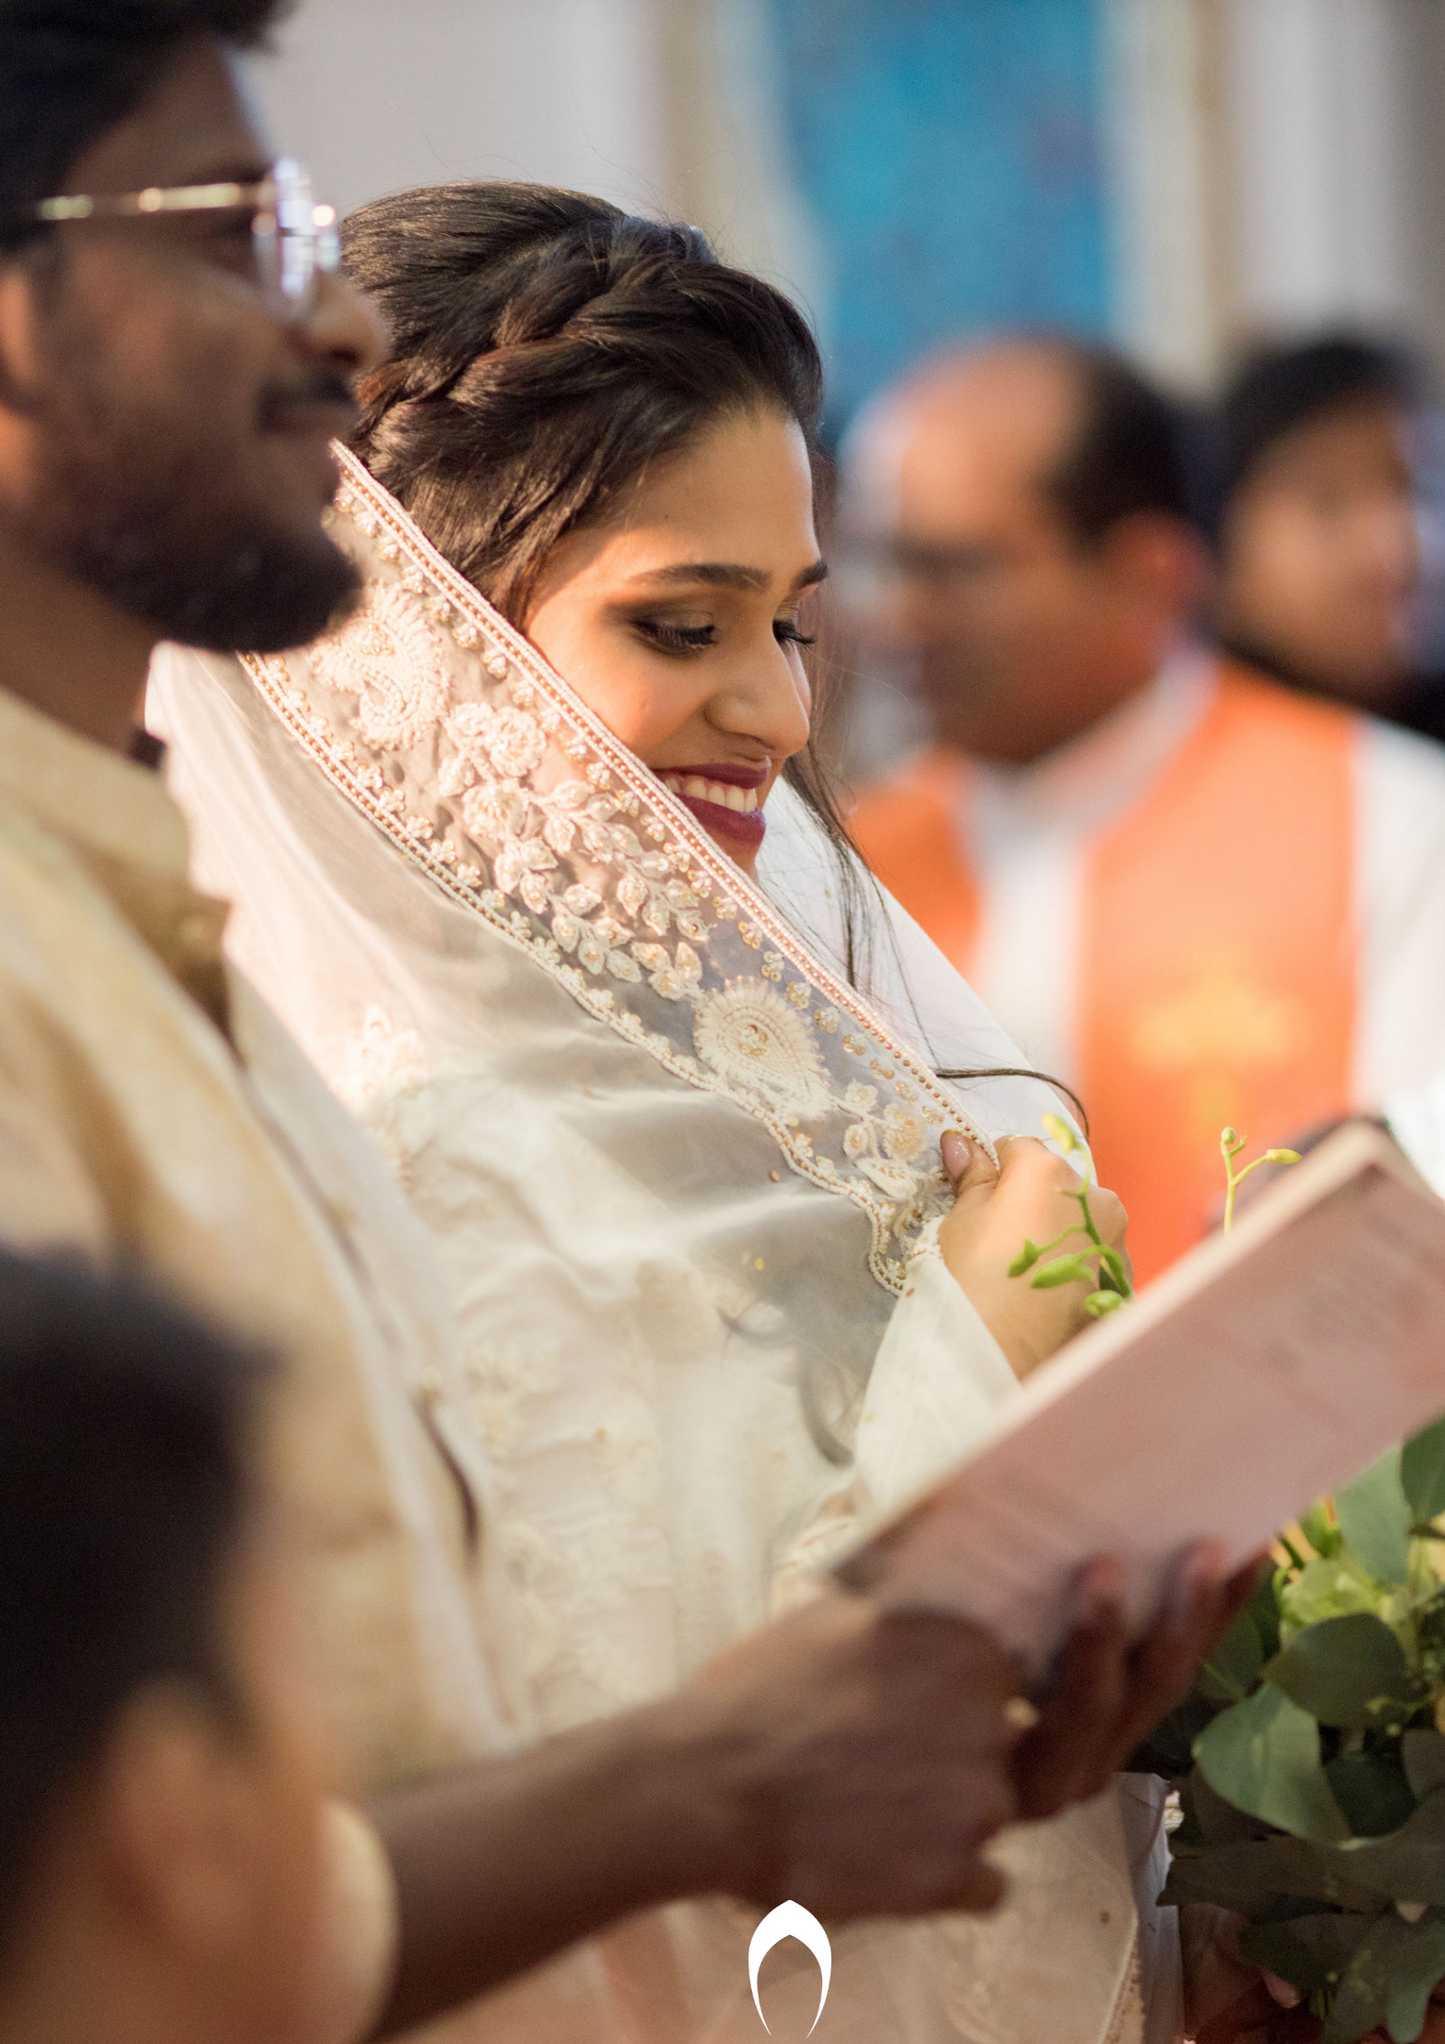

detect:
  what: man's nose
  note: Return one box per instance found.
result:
[853,571,939,652]
[295,268,388,380]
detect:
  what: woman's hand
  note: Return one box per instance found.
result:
[936,1131,1129,1380]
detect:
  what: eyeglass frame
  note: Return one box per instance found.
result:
[0,157,340,315]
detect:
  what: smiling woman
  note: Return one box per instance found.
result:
[150,182,1150,2044]
[523,408,821,873]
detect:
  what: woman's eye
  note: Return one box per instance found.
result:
[774,619,818,649]
[634,619,717,657]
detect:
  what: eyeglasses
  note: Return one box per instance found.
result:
[6,157,339,316]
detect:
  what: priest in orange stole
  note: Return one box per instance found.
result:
[843,339,1445,1283]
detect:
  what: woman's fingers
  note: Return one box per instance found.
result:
[938,1136,1130,1378]
[940,1129,999,1195]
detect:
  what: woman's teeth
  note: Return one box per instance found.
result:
[660,773,760,814]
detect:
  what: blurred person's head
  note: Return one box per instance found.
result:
[837,337,1212,766]
[342,181,829,879]
[0,0,382,725]
[1215,334,1440,707]
[0,1257,333,2044]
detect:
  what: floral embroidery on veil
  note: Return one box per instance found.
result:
[243,446,991,1294]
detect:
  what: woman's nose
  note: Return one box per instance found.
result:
[709,646,812,756]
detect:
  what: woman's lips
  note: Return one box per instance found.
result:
[658,768,768,849]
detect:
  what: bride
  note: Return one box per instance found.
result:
[151,184,1164,2043]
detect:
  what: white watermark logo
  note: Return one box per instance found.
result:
[748,1900,832,2035]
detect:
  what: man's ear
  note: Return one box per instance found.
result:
[96,1683,259,1963]
[1100,510,1215,623]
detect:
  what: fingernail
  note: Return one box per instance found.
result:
[941,1130,971,1183]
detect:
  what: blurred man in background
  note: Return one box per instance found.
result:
[844,336,1445,1281]
[1215,333,1445,743]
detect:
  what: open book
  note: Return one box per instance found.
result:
[836,1121,1445,1675]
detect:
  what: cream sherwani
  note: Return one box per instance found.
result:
[0,688,519,1782]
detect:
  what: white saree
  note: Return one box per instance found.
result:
[150,448,1157,2044]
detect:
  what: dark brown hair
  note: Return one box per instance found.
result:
[0,0,287,246]
[342,183,1084,1128]
[0,1254,272,1947]
[342,180,883,974]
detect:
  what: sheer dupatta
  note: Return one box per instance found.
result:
[149,448,1148,2044]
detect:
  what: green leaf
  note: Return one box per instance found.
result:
[1336,1449,1413,1585]
[1029,1252,1094,1289]
[1040,1111,1077,1155]
[1097,1244,1131,1293]
[1327,1753,1419,1838]
[1188,1765,1275,1846]
[1404,1414,1445,1524]
[1201,1607,1267,1705]
[1265,1613,1414,1728]
[1282,1555,1392,1633]
[1239,1910,1379,1993]
[1161,1833,1384,1915]
[1301,1503,1345,1560]
[1132,1694,1218,1782]
[1248,1561,1284,1660]
[1321,1790,1445,1904]
[1083,1289,1126,1318]
[1194,1686,1351,1841]
[1007,1239,1041,1277]
[1403,1732,1445,1803]
[1320,1908,1445,2044]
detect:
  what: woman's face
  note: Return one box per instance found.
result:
[523,407,823,876]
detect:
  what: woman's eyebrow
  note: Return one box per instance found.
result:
[624,559,829,593]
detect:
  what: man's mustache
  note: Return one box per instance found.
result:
[257,370,359,434]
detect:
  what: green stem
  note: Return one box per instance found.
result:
[1201,1658,1248,1703]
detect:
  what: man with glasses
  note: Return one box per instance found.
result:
[0,9,1247,2040]
[845,338,1445,1292]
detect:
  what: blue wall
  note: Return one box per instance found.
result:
[763,0,1113,429]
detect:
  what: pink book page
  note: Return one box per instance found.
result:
[837,1123,1445,1674]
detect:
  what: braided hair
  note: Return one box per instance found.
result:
[342,181,876,979]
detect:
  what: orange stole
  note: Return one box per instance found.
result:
[849,669,1359,1283]
[1079,669,1356,1279]
[848,748,981,966]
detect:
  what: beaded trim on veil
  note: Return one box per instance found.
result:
[242,446,991,1295]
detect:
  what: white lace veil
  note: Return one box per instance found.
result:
[152,448,1067,1463]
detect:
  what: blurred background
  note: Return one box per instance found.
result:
[252,0,1445,422]
[250,1,1445,1276]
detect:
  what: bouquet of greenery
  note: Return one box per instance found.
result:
[1148,1422,1445,2044]
[1010,1121,1445,2041]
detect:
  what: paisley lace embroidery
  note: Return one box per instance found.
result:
[242,446,992,1295]
[309,580,450,751]
[692,981,831,1119]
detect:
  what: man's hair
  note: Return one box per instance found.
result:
[1039,339,1207,545]
[0,0,287,244]
[0,1255,273,1946]
[1220,333,1433,500]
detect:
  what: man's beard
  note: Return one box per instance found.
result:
[22,343,361,656]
